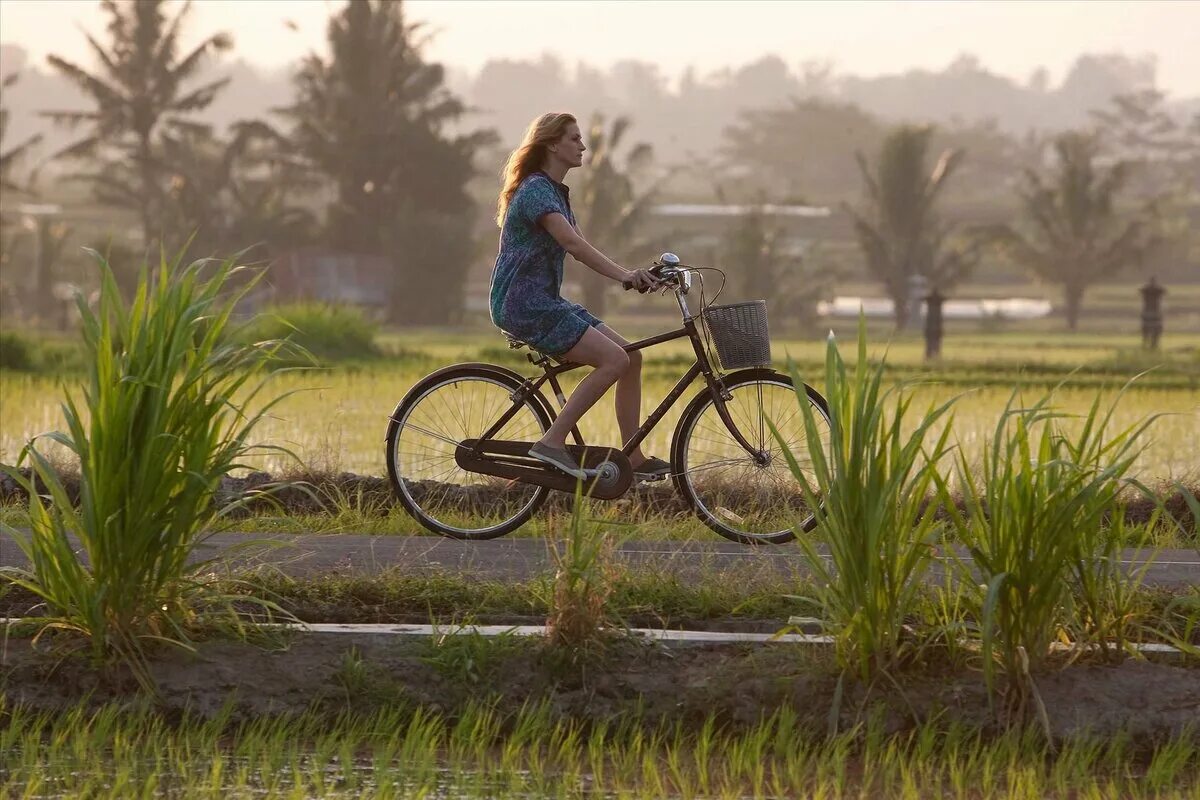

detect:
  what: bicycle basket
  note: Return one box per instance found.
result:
[703,300,771,370]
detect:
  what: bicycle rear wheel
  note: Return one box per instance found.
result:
[671,370,831,545]
[386,364,552,539]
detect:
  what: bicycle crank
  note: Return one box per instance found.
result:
[455,439,633,500]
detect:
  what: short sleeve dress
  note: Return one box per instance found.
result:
[489,172,604,356]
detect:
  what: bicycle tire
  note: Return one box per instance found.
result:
[671,368,831,545]
[386,363,554,540]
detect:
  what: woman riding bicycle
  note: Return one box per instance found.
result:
[490,112,670,482]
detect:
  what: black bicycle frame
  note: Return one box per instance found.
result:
[476,315,765,461]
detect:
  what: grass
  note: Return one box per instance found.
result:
[774,321,955,681]
[0,252,297,687]
[4,330,1196,480]
[1,312,1195,721]
[217,564,808,628]
[936,386,1165,707]
[1,698,1197,798]
[544,491,624,656]
[234,301,383,365]
[6,566,1195,649]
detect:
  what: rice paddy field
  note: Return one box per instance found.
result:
[3,698,1198,799]
[3,320,1200,800]
[3,328,1197,484]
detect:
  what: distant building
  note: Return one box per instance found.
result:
[646,202,847,261]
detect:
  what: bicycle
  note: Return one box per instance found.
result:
[385,253,832,544]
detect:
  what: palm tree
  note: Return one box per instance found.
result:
[845,125,977,330]
[721,200,834,331]
[0,70,45,316]
[993,132,1157,331]
[156,121,316,258]
[278,0,492,324]
[574,114,659,316]
[0,71,42,194]
[41,0,232,247]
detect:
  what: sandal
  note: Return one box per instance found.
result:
[528,441,587,480]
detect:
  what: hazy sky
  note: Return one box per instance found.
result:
[2,0,1199,97]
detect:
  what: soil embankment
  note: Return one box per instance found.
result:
[3,634,1198,743]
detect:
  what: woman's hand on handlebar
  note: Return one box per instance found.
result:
[622,268,664,293]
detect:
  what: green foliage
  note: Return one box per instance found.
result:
[0,251,295,687]
[771,319,956,681]
[0,330,86,374]
[1091,89,1200,281]
[721,97,886,202]
[332,645,409,707]
[155,121,317,258]
[421,626,527,685]
[935,386,1159,703]
[0,71,42,194]
[42,0,232,247]
[4,698,1198,797]
[722,202,835,329]
[238,302,380,364]
[277,0,494,325]
[0,329,35,371]
[992,132,1159,330]
[545,489,623,657]
[846,125,980,329]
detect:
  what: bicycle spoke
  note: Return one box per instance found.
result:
[399,421,463,449]
[392,373,548,537]
[682,378,829,540]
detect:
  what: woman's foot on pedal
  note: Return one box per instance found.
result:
[529,441,587,480]
[631,455,672,480]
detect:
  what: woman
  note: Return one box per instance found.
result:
[490,112,670,481]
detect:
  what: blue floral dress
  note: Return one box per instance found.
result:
[489,172,603,356]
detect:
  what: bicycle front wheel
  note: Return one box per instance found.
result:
[386,364,553,539]
[671,370,831,545]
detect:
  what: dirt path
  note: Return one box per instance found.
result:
[2,530,1197,585]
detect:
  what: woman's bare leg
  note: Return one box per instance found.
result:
[595,324,647,466]
[537,326,628,449]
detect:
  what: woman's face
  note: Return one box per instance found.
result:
[549,123,586,168]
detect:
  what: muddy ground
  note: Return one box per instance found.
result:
[3,632,1198,743]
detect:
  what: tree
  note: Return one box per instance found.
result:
[1091,90,1200,281]
[41,0,232,248]
[721,99,885,204]
[720,200,835,332]
[993,132,1158,331]
[574,114,659,316]
[278,0,492,324]
[0,71,42,194]
[846,125,979,330]
[1,69,44,303]
[155,121,316,258]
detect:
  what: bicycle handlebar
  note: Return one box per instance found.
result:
[621,252,688,293]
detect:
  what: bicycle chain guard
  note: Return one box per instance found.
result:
[455,440,633,500]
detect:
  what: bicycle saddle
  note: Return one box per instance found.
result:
[501,331,578,366]
[502,331,528,350]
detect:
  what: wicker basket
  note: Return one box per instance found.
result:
[703,300,771,370]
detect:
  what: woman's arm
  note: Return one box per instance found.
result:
[540,213,630,282]
[541,212,661,290]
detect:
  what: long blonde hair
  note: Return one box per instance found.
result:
[496,112,577,227]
